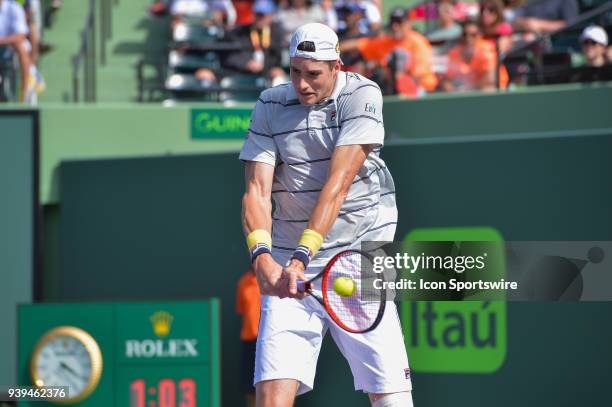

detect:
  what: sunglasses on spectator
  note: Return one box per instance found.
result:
[581,39,600,46]
[462,31,479,38]
[482,5,497,13]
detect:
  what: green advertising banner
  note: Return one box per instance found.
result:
[191,108,252,139]
[400,227,507,373]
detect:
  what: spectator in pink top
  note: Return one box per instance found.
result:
[480,0,513,53]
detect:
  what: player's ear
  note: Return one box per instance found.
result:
[331,59,341,74]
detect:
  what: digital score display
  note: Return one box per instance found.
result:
[117,365,211,407]
[130,378,196,407]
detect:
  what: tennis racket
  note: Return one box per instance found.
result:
[297,250,386,333]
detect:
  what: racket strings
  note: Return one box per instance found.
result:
[323,252,383,332]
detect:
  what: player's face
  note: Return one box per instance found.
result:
[290,57,340,105]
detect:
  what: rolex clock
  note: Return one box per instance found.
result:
[30,326,103,404]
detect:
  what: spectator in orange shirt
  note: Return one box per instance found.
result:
[236,267,260,407]
[441,19,508,92]
[340,7,438,96]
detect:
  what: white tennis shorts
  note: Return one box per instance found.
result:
[254,268,413,395]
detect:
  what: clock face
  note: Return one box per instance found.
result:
[31,326,103,404]
[34,334,93,396]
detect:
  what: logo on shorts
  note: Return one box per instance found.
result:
[404,368,411,380]
[365,103,376,114]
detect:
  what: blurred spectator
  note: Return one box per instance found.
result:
[320,0,338,31]
[580,25,609,68]
[233,0,255,26]
[195,0,286,83]
[427,0,462,80]
[0,0,31,102]
[275,0,324,46]
[338,3,370,39]
[441,19,508,92]
[507,0,579,34]
[356,0,382,32]
[236,267,260,407]
[426,0,462,44]
[479,0,512,53]
[341,7,438,96]
[336,3,369,69]
[335,1,382,32]
[171,0,237,29]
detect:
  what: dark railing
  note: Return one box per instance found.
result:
[72,0,96,102]
[100,0,112,65]
[498,1,612,89]
[71,0,116,102]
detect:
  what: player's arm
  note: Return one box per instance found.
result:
[242,161,284,295]
[285,144,373,276]
[242,161,273,237]
[339,38,361,53]
[0,32,26,46]
[308,144,373,235]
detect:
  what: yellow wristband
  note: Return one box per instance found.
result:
[298,229,324,256]
[246,229,272,251]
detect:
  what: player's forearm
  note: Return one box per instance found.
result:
[340,39,360,53]
[536,20,566,33]
[242,191,272,236]
[0,33,26,46]
[242,162,274,236]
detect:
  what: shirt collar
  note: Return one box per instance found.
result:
[329,71,347,101]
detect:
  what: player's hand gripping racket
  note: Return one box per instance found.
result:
[296,250,386,333]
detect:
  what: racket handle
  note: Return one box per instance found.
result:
[297,280,310,293]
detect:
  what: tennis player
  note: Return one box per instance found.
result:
[240,23,413,407]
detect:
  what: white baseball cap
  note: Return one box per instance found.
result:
[580,25,608,46]
[289,23,342,62]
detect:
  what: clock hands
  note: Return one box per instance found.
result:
[60,361,89,381]
[55,366,79,389]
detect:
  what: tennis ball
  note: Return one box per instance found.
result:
[333,276,356,297]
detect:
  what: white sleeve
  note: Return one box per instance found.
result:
[239,97,278,166]
[336,84,384,147]
[362,2,382,24]
[11,3,29,36]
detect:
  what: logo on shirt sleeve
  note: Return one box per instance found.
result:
[365,103,376,114]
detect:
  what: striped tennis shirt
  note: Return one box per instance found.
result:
[240,71,397,268]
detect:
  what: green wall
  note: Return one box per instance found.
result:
[384,83,612,139]
[39,104,244,204]
[0,111,37,388]
[34,83,612,205]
